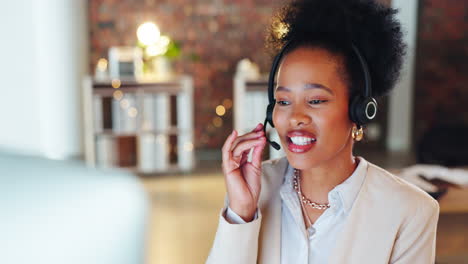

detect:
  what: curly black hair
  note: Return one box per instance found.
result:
[266,0,406,99]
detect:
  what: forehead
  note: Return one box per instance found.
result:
[276,47,347,93]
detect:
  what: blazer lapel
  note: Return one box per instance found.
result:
[328,164,395,263]
[258,194,282,264]
[257,158,289,264]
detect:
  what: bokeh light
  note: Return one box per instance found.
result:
[97,58,108,71]
[137,22,161,46]
[213,117,223,127]
[222,98,233,109]
[113,90,123,101]
[128,107,138,117]
[111,79,121,89]
[215,105,226,116]
[120,99,130,109]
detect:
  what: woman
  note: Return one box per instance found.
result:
[207,0,439,263]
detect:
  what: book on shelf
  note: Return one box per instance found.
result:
[176,94,191,130]
[116,135,137,167]
[93,95,103,132]
[112,94,137,133]
[137,133,169,173]
[141,93,171,132]
[177,132,194,171]
[95,135,116,168]
[102,97,113,130]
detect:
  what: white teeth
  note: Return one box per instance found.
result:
[290,136,316,145]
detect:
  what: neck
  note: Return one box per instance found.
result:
[298,152,358,204]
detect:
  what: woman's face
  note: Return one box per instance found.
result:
[272,46,354,170]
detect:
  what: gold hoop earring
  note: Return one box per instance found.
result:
[352,126,364,141]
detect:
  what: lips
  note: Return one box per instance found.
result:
[287,130,317,153]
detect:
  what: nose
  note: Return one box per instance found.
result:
[290,105,311,127]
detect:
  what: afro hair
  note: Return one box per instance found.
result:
[266,0,406,99]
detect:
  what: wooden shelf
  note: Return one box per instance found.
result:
[82,75,195,174]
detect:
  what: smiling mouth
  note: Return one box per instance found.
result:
[287,136,317,153]
[288,136,317,145]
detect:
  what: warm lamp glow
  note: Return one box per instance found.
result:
[113,90,123,101]
[128,107,138,118]
[145,35,171,56]
[216,105,226,116]
[146,44,168,57]
[111,79,121,89]
[213,117,223,127]
[120,99,130,109]
[137,22,161,46]
[222,99,233,109]
[159,35,170,46]
[97,58,108,71]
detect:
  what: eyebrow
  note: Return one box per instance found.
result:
[276,83,334,95]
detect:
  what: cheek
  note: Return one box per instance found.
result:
[315,104,352,134]
[272,107,290,133]
[272,107,282,129]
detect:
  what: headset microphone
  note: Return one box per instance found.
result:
[263,118,281,150]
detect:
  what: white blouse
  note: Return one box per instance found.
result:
[226,157,367,263]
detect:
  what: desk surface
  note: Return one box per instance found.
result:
[438,187,468,214]
[388,167,468,214]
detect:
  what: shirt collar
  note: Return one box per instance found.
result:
[280,156,368,215]
[331,156,368,214]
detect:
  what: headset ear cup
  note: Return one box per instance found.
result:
[364,97,378,122]
[349,96,378,125]
[266,103,275,128]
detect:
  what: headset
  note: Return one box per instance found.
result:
[263,41,378,150]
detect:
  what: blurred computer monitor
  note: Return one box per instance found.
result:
[0,150,149,264]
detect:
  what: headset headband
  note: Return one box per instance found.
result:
[267,41,372,103]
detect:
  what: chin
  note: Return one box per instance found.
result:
[284,152,322,170]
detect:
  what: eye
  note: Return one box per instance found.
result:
[276,100,290,106]
[309,99,327,105]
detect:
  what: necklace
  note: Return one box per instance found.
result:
[293,169,331,210]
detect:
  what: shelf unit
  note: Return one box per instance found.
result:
[82,76,195,174]
[233,73,285,160]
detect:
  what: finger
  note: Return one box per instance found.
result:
[232,149,248,165]
[252,137,267,168]
[252,123,264,133]
[222,130,238,171]
[232,138,265,158]
[231,130,264,151]
[239,151,250,166]
[222,130,237,154]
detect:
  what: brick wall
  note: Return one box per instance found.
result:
[90,0,286,149]
[414,0,468,146]
[89,0,406,150]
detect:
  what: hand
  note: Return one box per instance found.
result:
[222,123,267,222]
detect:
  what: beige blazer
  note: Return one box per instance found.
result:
[206,157,439,264]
